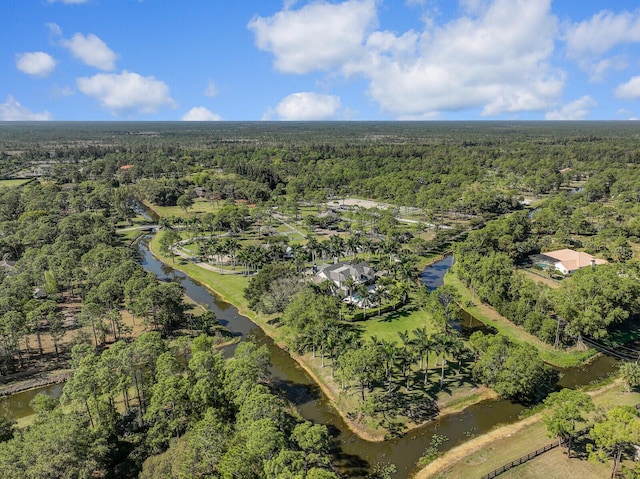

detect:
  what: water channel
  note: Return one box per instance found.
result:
[0,246,620,478]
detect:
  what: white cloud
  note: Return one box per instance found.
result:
[0,96,51,121]
[268,92,341,120]
[352,0,562,117]
[565,10,640,60]
[252,0,563,118]
[545,96,596,120]
[49,85,75,98]
[181,107,222,121]
[77,71,176,115]
[61,33,118,70]
[564,10,640,80]
[204,80,218,98]
[587,56,627,82]
[15,52,56,77]
[248,0,377,74]
[47,22,63,37]
[615,76,640,100]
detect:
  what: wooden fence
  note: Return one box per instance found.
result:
[480,441,561,479]
[480,426,593,479]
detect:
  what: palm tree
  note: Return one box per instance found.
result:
[237,246,251,276]
[306,236,321,264]
[346,234,361,260]
[211,241,226,273]
[413,327,434,386]
[204,238,218,264]
[223,237,239,268]
[433,333,453,390]
[371,337,398,392]
[328,235,345,261]
[356,283,371,319]
[370,287,386,316]
[397,330,416,391]
[449,334,466,375]
[343,276,356,299]
[388,282,405,311]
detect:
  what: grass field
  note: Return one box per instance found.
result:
[0,178,32,188]
[419,381,639,479]
[143,198,219,219]
[358,304,433,341]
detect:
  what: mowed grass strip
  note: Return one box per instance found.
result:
[444,273,594,368]
[0,178,32,188]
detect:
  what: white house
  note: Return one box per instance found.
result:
[315,261,374,293]
[530,249,607,275]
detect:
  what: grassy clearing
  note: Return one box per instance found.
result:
[143,198,219,219]
[444,273,594,368]
[150,235,254,316]
[0,178,32,188]
[418,381,639,479]
[358,305,433,342]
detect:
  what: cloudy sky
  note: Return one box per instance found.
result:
[2,0,640,121]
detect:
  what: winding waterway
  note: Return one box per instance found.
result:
[0,245,619,478]
[134,242,618,478]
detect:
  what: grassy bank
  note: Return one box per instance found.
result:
[0,178,32,188]
[444,273,594,368]
[415,379,638,479]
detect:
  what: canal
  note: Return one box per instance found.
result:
[0,245,619,478]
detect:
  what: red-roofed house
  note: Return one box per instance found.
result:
[531,248,607,275]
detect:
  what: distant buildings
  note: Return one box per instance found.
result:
[529,248,607,275]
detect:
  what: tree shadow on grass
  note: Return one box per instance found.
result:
[376,306,416,324]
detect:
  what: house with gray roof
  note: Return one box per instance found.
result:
[316,261,374,293]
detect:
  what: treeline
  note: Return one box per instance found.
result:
[455,206,640,346]
[0,335,340,479]
[7,122,640,217]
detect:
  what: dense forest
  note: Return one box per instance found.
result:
[2,122,640,478]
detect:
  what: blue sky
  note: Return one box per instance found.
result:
[2,0,640,121]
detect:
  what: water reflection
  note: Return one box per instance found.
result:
[421,255,454,290]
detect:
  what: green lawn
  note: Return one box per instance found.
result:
[144,198,219,219]
[150,234,251,311]
[358,305,433,342]
[0,178,32,188]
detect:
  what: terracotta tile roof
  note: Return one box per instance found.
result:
[541,248,607,271]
